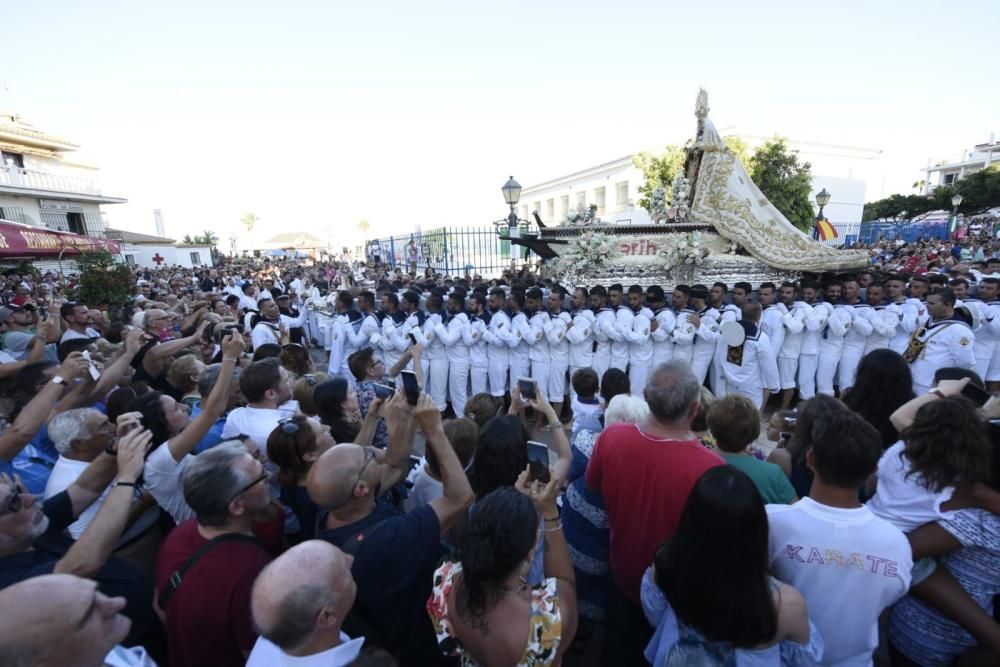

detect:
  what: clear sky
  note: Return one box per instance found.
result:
[4,0,997,246]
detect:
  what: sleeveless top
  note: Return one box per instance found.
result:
[427,561,563,666]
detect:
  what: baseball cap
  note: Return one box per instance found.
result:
[0,305,23,325]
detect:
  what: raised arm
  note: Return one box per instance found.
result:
[88,329,145,399]
[147,321,209,362]
[419,395,474,533]
[377,390,418,490]
[56,428,152,578]
[889,378,967,432]
[165,335,243,462]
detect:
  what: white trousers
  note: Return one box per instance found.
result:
[629,362,650,396]
[778,357,799,390]
[448,360,470,417]
[428,357,450,411]
[471,365,489,397]
[487,356,508,397]
[673,345,694,371]
[548,362,568,402]
[816,351,841,396]
[509,358,530,393]
[592,349,611,382]
[797,354,818,400]
[838,345,866,392]
[691,349,713,385]
[531,359,550,401]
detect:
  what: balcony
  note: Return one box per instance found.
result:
[0,164,126,204]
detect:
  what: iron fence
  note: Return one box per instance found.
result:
[366,225,535,277]
[830,220,950,246]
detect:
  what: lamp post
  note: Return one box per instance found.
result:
[502,176,522,230]
[813,188,831,240]
[951,193,964,240]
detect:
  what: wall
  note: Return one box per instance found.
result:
[519,158,652,226]
[0,194,106,236]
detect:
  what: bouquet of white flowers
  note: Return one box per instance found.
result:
[658,231,710,272]
[554,231,621,278]
[649,187,668,224]
[564,204,601,227]
[666,172,691,222]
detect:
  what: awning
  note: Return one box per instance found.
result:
[0,219,120,258]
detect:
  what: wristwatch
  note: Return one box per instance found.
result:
[51,375,67,386]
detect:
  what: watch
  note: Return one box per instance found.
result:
[51,375,67,386]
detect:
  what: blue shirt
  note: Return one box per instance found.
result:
[190,404,228,454]
[0,424,58,495]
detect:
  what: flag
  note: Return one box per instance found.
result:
[949,214,960,234]
[815,218,837,241]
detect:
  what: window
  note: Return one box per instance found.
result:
[66,212,85,235]
[520,204,528,220]
[560,195,569,217]
[616,181,629,211]
[595,187,606,215]
[546,199,554,221]
[0,152,24,168]
[190,252,201,265]
[0,206,25,223]
[576,191,586,209]
[124,255,136,267]
[944,174,956,185]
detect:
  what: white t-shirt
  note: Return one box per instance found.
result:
[44,456,103,539]
[866,441,956,533]
[766,497,912,666]
[246,632,364,667]
[407,464,443,509]
[221,403,300,455]
[144,442,194,524]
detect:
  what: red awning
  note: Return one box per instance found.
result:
[0,219,121,258]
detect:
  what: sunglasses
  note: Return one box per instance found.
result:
[229,472,269,503]
[355,448,376,489]
[0,482,27,516]
[277,416,301,434]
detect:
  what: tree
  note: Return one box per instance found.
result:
[199,230,219,248]
[357,218,370,239]
[182,234,195,245]
[862,166,1000,222]
[72,250,133,310]
[633,146,685,211]
[749,138,815,231]
[240,212,259,233]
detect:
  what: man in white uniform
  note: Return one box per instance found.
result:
[623,285,654,396]
[466,292,491,397]
[815,281,853,397]
[757,282,787,361]
[646,286,676,370]
[566,287,595,402]
[671,285,697,369]
[544,287,572,414]
[952,277,1000,384]
[798,281,824,401]
[907,289,977,395]
[590,286,614,380]
[607,284,630,372]
[507,291,532,391]
[524,288,551,401]
[422,293,450,412]
[714,303,779,409]
[886,275,920,355]
[838,277,874,392]
[863,282,898,357]
[251,298,308,351]
[776,282,810,411]
[688,285,721,387]
[483,288,514,398]
[435,291,471,417]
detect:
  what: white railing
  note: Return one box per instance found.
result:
[0,164,101,195]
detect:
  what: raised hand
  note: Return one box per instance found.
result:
[415,393,442,434]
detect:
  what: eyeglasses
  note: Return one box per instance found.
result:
[0,482,27,516]
[354,448,376,489]
[277,416,300,434]
[229,472,269,504]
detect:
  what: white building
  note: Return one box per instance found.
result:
[519,138,874,227]
[921,135,999,194]
[0,112,126,237]
[106,228,215,269]
[518,155,651,226]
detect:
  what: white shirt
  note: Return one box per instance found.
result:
[766,498,912,666]
[222,404,300,452]
[60,327,101,342]
[44,456,102,538]
[909,318,976,390]
[408,464,444,509]
[144,443,194,524]
[247,632,364,667]
[866,441,956,533]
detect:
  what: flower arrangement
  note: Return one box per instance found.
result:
[649,187,668,224]
[554,231,621,277]
[563,204,601,227]
[666,172,691,222]
[658,231,711,272]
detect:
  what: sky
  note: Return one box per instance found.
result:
[4,0,998,248]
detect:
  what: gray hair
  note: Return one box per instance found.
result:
[258,584,340,650]
[181,442,254,527]
[198,363,242,399]
[645,361,700,423]
[47,408,104,456]
[604,395,650,426]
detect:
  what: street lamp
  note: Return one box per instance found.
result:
[952,193,963,212]
[951,193,964,240]
[502,176,521,229]
[815,188,831,219]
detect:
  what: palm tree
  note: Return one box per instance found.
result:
[200,230,220,247]
[357,218,370,239]
[182,234,195,245]
[240,212,259,233]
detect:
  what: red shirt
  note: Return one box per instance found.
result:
[585,423,723,605]
[154,519,272,667]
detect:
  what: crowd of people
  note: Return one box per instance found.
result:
[0,234,997,667]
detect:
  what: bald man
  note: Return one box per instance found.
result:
[0,574,152,667]
[247,541,362,665]
[308,391,473,665]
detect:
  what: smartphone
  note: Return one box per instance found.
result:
[518,377,537,401]
[407,332,418,346]
[38,305,48,319]
[372,383,395,400]
[81,350,101,381]
[526,440,550,483]
[400,370,419,406]
[961,382,991,407]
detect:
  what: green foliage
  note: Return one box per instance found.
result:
[183,231,220,247]
[863,166,1000,222]
[72,250,134,310]
[240,212,259,233]
[14,260,38,278]
[357,219,370,238]
[633,146,685,211]
[749,138,815,231]
[182,234,195,244]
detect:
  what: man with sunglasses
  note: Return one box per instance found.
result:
[0,421,155,645]
[154,441,276,665]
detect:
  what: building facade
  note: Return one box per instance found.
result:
[105,228,215,269]
[0,112,126,238]
[922,135,999,194]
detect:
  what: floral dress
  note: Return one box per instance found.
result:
[427,561,563,666]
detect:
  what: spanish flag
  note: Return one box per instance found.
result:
[815,218,837,241]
